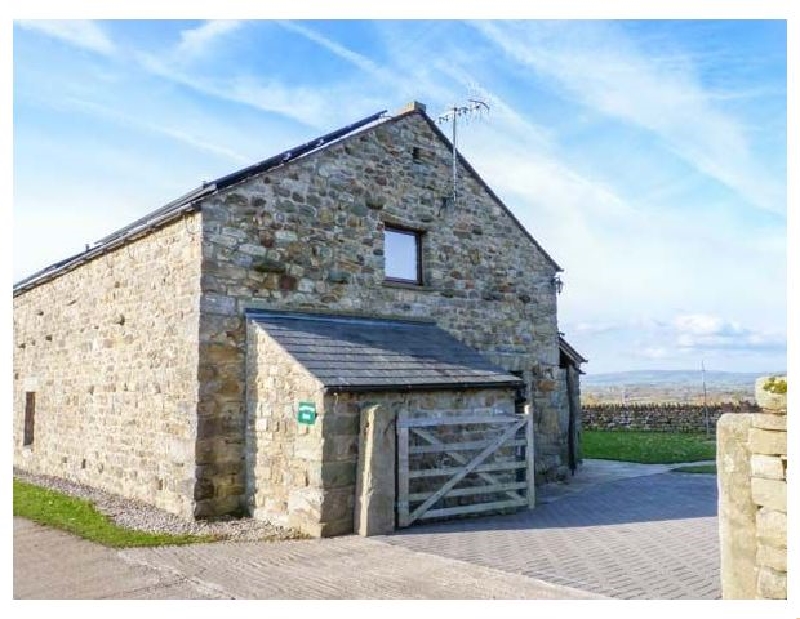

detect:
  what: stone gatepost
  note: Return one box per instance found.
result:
[750,377,787,599]
[717,411,756,598]
[354,404,397,536]
[718,376,787,600]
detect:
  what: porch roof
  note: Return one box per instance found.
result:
[247,310,524,393]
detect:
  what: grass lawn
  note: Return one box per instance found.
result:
[671,464,717,474]
[582,430,716,464]
[13,479,215,548]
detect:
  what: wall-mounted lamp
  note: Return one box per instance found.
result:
[552,275,564,294]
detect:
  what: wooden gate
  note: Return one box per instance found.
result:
[396,408,535,527]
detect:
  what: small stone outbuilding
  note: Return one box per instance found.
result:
[246,309,523,536]
[13,100,585,535]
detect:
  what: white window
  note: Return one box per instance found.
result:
[385,226,422,284]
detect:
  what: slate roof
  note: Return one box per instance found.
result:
[559,335,587,366]
[15,101,562,296]
[247,310,524,393]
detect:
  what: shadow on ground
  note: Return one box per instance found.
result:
[391,472,717,534]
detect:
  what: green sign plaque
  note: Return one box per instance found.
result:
[297,401,317,425]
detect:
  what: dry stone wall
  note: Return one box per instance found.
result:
[718,378,787,599]
[13,215,202,517]
[196,108,564,516]
[584,402,758,434]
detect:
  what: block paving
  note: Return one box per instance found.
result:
[377,471,720,599]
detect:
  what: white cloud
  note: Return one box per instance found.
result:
[565,311,785,371]
[59,96,251,163]
[639,347,670,360]
[573,321,622,335]
[135,50,386,130]
[472,20,785,215]
[17,20,115,56]
[136,52,322,127]
[176,20,243,59]
[673,314,783,352]
[277,21,389,81]
[274,20,460,115]
[674,314,735,336]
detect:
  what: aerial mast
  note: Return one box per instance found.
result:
[437,98,489,206]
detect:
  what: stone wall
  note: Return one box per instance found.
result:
[718,378,786,599]
[584,402,758,434]
[196,107,564,515]
[244,320,327,532]
[13,214,202,517]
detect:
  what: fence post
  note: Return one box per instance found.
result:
[525,403,535,509]
[396,410,410,527]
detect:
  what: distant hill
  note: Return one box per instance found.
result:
[582,370,780,388]
[581,370,785,405]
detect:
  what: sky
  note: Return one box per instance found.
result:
[12,19,788,374]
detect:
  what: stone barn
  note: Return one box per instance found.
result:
[13,101,585,536]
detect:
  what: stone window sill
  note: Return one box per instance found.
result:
[382,280,434,292]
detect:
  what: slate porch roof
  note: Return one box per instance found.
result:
[247,310,524,393]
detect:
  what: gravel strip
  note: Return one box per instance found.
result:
[13,468,304,542]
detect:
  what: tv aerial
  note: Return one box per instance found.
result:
[437,97,489,207]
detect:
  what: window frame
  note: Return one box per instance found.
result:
[383,224,424,286]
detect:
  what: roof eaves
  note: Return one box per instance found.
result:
[13,187,210,296]
[559,335,587,364]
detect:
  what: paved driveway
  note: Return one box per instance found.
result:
[14,464,719,600]
[376,470,720,600]
[13,517,599,600]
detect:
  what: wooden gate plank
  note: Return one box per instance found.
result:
[410,426,525,502]
[419,497,528,520]
[409,438,526,454]
[408,461,526,478]
[408,481,527,501]
[407,419,526,525]
[398,415,521,428]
